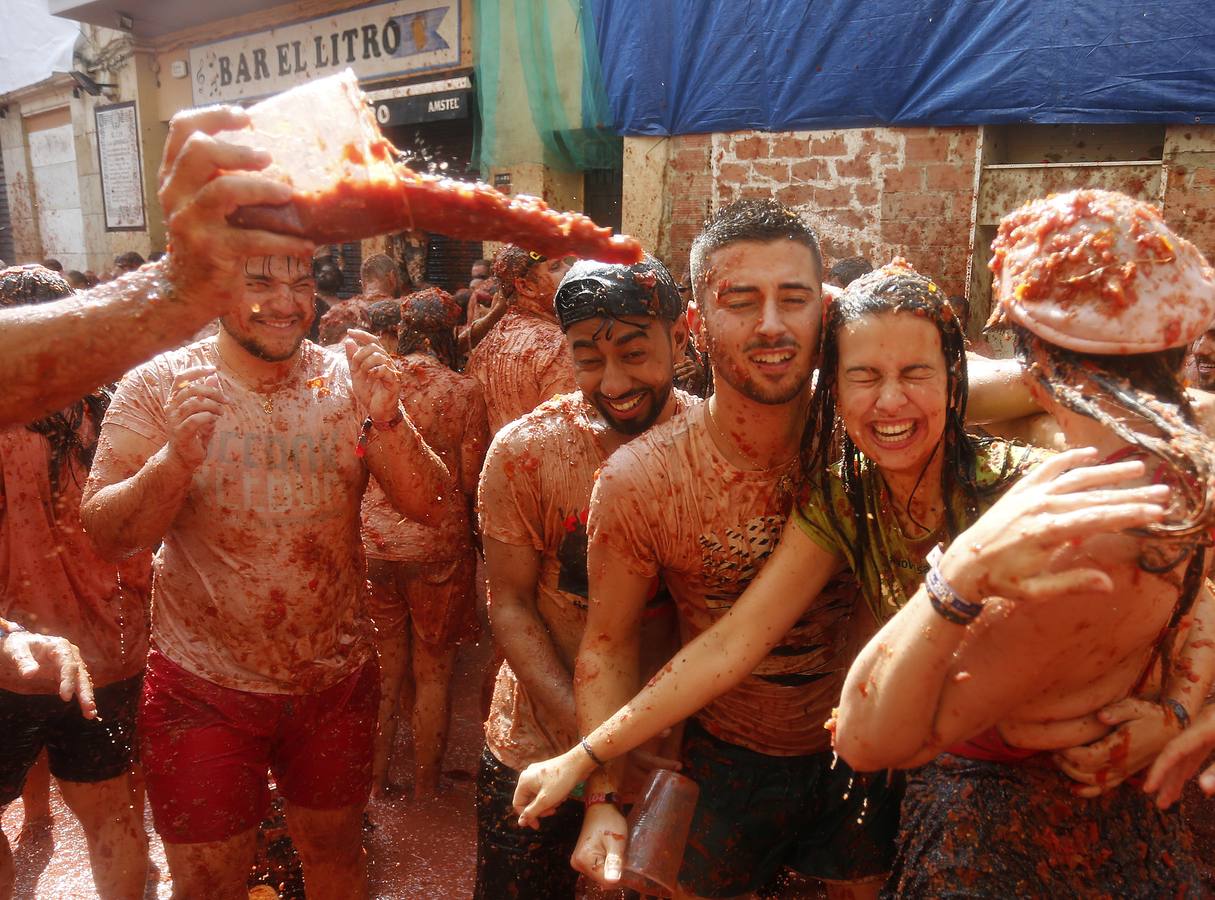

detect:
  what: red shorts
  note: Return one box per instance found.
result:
[140,649,379,844]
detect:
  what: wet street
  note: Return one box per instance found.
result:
[2,635,492,899]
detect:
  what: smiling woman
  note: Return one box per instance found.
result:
[797,259,986,617]
[508,260,1040,869]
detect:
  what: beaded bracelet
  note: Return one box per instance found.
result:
[580,735,606,767]
[925,545,985,626]
[355,406,407,458]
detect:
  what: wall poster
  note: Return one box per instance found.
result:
[94,101,146,231]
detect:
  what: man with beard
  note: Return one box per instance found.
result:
[568,201,1040,899]
[473,256,686,899]
[80,254,451,900]
[465,245,574,434]
[1185,319,1215,390]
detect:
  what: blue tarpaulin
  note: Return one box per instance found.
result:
[586,0,1215,135]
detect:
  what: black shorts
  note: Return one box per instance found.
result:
[0,672,142,803]
[679,720,901,898]
[474,746,583,900]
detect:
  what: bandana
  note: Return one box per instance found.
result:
[554,255,684,332]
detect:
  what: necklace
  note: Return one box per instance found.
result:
[704,400,799,473]
[213,340,304,414]
[877,475,944,542]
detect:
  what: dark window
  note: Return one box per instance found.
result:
[385,115,481,292]
[985,124,1166,165]
[425,233,484,293]
[338,242,361,298]
[0,149,14,265]
[584,166,623,234]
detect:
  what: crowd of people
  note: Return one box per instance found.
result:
[4,102,1215,900]
[10,250,166,294]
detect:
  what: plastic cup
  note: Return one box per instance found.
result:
[618,769,700,898]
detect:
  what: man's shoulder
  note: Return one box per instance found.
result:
[125,337,216,385]
[499,309,564,347]
[598,410,700,493]
[402,356,483,413]
[620,407,699,459]
[300,341,352,381]
[494,393,599,454]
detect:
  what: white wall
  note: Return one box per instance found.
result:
[28,120,86,271]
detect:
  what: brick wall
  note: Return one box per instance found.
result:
[654,124,1215,303]
[663,133,715,278]
[1162,126,1215,266]
[660,126,980,296]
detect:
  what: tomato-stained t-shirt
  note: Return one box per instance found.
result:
[361,353,488,563]
[1,419,151,685]
[589,404,859,757]
[794,438,1046,625]
[465,307,576,436]
[102,338,374,695]
[478,391,696,770]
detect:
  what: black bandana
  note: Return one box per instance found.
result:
[554,254,684,332]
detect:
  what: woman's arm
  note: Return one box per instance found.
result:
[583,524,841,761]
[514,522,841,821]
[1056,581,1215,796]
[836,450,1171,771]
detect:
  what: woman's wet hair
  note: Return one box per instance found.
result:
[398,287,461,368]
[801,263,1003,600]
[1012,328,1215,671]
[1014,327,1215,544]
[0,265,110,497]
[367,299,402,336]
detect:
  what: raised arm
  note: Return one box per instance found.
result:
[459,289,511,353]
[81,367,226,559]
[965,354,1039,425]
[345,331,451,525]
[0,106,312,426]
